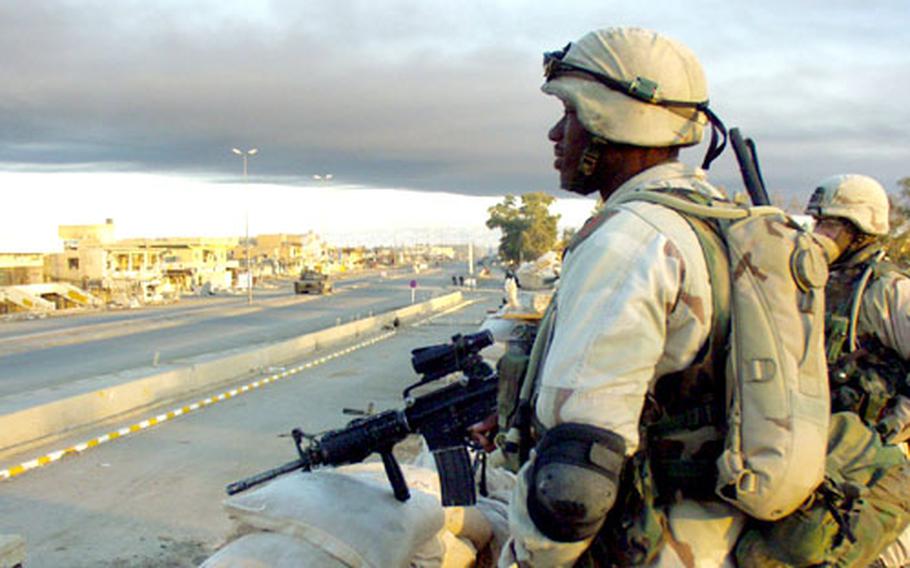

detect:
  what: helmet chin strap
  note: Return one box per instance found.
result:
[566,135,610,194]
[833,239,883,270]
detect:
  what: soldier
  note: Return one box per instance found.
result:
[806,174,910,445]
[498,27,748,566]
[806,175,910,566]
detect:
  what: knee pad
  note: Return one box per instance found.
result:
[526,423,626,542]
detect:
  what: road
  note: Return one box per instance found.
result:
[0,294,500,568]
[0,266,490,398]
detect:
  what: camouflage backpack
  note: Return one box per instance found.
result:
[614,189,831,521]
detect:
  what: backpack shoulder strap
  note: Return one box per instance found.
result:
[611,188,733,355]
[610,188,783,221]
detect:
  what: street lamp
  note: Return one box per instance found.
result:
[232,147,258,305]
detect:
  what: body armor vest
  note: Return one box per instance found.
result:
[826,257,910,430]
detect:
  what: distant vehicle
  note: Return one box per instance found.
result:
[293,269,333,295]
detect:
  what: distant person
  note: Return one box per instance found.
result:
[458,275,464,287]
[503,274,520,309]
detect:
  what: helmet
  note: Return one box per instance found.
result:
[805,174,890,236]
[542,27,709,148]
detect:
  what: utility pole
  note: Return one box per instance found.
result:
[467,241,474,275]
[232,147,258,305]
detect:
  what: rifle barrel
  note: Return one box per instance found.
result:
[730,127,770,206]
[226,458,307,495]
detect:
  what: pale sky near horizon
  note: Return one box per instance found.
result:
[1,1,907,252]
[1,171,595,252]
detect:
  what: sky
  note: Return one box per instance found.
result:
[2,1,908,251]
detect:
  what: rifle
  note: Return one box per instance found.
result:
[225,330,496,507]
[730,127,771,207]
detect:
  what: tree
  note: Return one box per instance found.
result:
[885,177,910,264]
[893,177,910,222]
[769,191,807,215]
[486,192,560,265]
[556,227,577,254]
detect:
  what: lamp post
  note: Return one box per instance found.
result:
[232,147,258,305]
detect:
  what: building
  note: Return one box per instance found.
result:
[248,232,331,276]
[58,219,116,247]
[46,221,166,302]
[120,237,237,292]
[46,220,238,301]
[0,253,45,286]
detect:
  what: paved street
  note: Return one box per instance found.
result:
[0,265,492,397]
[0,294,500,567]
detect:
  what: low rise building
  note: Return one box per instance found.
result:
[334,246,368,273]
[249,232,331,276]
[0,253,45,286]
[46,223,166,303]
[46,220,238,302]
[121,237,237,292]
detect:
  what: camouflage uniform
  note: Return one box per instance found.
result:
[825,252,910,568]
[502,161,746,567]
[826,257,910,442]
[500,28,746,567]
[807,174,910,444]
[808,174,910,566]
[497,26,752,567]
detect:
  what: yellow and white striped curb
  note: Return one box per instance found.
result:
[0,330,396,482]
[0,298,482,483]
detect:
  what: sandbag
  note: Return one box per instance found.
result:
[410,532,477,568]
[878,523,910,568]
[201,532,342,568]
[223,463,445,568]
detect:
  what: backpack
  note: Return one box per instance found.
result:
[614,189,831,521]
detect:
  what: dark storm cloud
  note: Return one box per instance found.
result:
[0,1,558,194]
[0,1,908,197]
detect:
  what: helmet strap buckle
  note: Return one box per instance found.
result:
[628,76,659,102]
[579,135,609,177]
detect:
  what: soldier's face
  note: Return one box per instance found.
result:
[548,103,597,195]
[814,217,861,258]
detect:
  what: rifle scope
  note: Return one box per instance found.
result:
[410,330,493,382]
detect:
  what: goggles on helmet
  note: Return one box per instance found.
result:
[543,43,728,170]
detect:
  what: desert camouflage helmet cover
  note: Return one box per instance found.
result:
[805,174,890,236]
[542,27,709,148]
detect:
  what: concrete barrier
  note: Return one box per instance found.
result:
[0,292,464,455]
